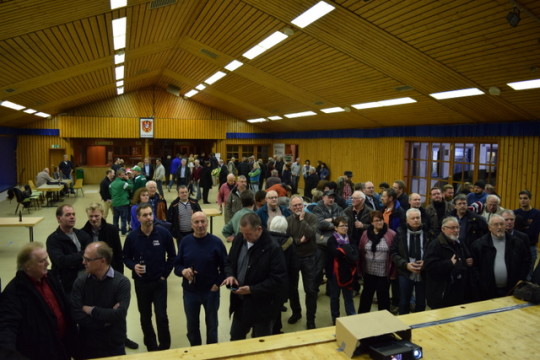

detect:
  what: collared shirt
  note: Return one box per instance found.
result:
[30,274,67,336]
[66,230,82,251]
[88,266,115,280]
[178,201,193,232]
[91,224,102,243]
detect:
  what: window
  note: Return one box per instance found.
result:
[404,141,498,203]
[226,145,270,162]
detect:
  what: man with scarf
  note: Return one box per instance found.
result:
[392,208,432,314]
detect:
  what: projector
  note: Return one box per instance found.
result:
[362,335,423,360]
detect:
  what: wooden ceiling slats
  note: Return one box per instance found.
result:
[61,23,86,65]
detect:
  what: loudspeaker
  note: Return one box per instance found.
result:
[166,84,181,96]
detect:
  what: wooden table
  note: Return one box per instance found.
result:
[37,184,64,206]
[98,297,538,360]
[0,217,44,242]
[202,208,222,234]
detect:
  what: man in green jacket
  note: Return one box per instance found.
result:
[110,168,133,235]
[131,165,147,193]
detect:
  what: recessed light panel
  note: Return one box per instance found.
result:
[507,79,540,90]
[284,111,317,118]
[291,1,335,28]
[430,88,484,100]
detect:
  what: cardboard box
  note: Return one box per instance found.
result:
[335,310,411,358]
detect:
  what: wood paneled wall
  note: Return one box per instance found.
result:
[498,136,539,210]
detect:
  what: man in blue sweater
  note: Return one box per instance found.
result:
[174,212,229,346]
[123,204,176,352]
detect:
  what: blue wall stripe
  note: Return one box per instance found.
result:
[227,121,540,139]
[0,127,59,136]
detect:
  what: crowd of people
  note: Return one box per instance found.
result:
[0,152,539,360]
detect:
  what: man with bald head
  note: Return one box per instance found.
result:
[471,214,530,300]
[218,173,237,215]
[256,190,291,229]
[174,212,228,346]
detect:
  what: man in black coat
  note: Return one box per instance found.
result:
[0,242,76,360]
[99,168,115,220]
[450,194,488,249]
[424,216,474,309]
[47,204,91,295]
[471,214,530,300]
[222,213,287,340]
[167,185,202,247]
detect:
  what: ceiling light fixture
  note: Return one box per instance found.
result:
[185,90,198,98]
[116,87,124,95]
[195,84,206,91]
[247,118,267,123]
[114,53,125,64]
[35,112,51,118]
[224,60,244,71]
[0,100,25,111]
[268,116,283,120]
[115,65,124,80]
[112,17,127,50]
[506,7,521,27]
[204,71,226,85]
[284,111,317,118]
[116,80,124,87]
[24,108,37,114]
[507,78,540,90]
[291,1,335,28]
[110,0,127,10]
[352,97,417,109]
[242,31,288,60]
[429,88,484,100]
[321,107,345,113]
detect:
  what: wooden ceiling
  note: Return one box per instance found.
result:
[1,0,539,132]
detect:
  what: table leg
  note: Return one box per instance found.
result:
[28,227,34,242]
[210,217,214,234]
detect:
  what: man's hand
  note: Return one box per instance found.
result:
[221,276,239,288]
[182,267,197,283]
[134,264,145,276]
[113,303,120,310]
[465,258,473,267]
[234,286,251,295]
[299,235,306,244]
[82,305,94,315]
[226,235,234,243]
[450,254,457,265]
[355,220,364,229]
[406,262,421,274]
[210,284,219,292]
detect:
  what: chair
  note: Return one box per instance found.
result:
[73,178,84,197]
[25,184,41,210]
[28,179,44,203]
[8,187,31,214]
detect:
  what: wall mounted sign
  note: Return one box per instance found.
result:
[140,118,154,138]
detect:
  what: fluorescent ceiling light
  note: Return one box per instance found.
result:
[195,84,206,91]
[225,60,243,71]
[291,1,335,28]
[35,112,50,118]
[268,116,283,120]
[115,65,124,80]
[242,31,288,60]
[110,0,127,10]
[116,80,124,87]
[430,88,484,100]
[352,97,417,109]
[0,100,25,111]
[24,108,37,114]
[116,87,124,95]
[247,118,267,123]
[507,79,540,90]
[112,17,127,50]
[114,53,125,64]
[321,107,345,113]
[185,90,198,98]
[284,111,317,118]
[204,71,226,85]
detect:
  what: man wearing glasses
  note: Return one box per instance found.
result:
[72,242,131,358]
[256,190,291,229]
[424,216,474,309]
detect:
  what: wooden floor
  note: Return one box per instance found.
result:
[99,297,538,360]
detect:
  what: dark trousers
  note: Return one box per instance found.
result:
[134,279,170,351]
[202,187,210,203]
[230,307,273,341]
[328,276,356,322]
[358,273,390,313]
[397,275,426,314]
[289,254,318,323]
[156,180,164,197]
[183,289,220,346]
[113,205,130,234]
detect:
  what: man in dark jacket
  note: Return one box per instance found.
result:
[425,186,454,236]
[167,185,202,247]
[255,190,291,229]
[450,194,488,249]
[392,208,433,314]
[0,242,76,360]
[343,190,371,247]
[47,204,91,295]
[471,215,530,300]
[99,168,115,219]
[222,213,287,340]
[424,216,474,309]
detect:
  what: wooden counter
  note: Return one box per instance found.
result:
[97,297,538,359]
[78,166,110,185]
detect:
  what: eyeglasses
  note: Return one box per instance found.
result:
[267,196,278,200]
[443,226,460,230]
[338,224,349,228]
[83,256,103,262]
